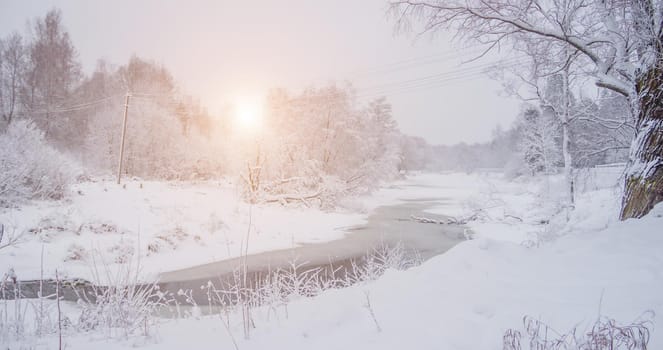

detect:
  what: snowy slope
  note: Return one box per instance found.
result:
[5,170,662,350]
[0,179,365,281]
[125,206,659,350]
[0,172,528,281]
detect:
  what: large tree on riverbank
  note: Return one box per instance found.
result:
[390,0,663,219]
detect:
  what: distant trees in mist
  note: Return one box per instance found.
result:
[241,87,405,207]
[0,10,81,140]
[402,92,631,186]
[407,89,632,177]
[0,8,421,207]
[0,7,639,208]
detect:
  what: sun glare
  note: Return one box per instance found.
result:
[234,97,263,132]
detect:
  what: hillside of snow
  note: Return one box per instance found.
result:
[3,169,661,349]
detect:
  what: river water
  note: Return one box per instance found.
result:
[5,186,467,306]
[156,194,466,305]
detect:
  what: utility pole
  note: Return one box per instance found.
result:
[117,92,131,184]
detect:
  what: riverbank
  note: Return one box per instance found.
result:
[0,173,482,283]
[5,169,661,350]
[156,198,466,304]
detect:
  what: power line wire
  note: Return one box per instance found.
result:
[356,56,524,93]
[303,44,498,84]
[344,46,491,79]
[354,57,527,99]
[15,94,123,115]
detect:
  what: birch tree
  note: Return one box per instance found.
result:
[391,0,663,219]
[25,9,81,141]
[497,40,580,204]
[0,33,27,128]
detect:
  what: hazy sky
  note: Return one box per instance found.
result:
[0,0,520,145]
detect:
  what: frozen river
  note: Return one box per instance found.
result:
[157,190,467,304]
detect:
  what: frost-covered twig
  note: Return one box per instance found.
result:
[0,224,25,251]
[76,251,171,339]
[502,312,653,350]
[55,270,62,350]
[363,291,382,333]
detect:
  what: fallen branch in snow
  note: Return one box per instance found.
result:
[504,214,523,222]
[263,190,322,207]
[410,212,482,225]
[410,215,444,224]
[271,176,304,185]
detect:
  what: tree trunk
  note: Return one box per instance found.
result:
[561,64,574,206]
[562,121,574,205]
[620,61,663,219]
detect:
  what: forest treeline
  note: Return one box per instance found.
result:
[0,8,633,208]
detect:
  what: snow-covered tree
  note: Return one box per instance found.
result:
[232,85,406,208]
[79,57,222,180]
[399,135,430,171]
[391,0,663,219]
[515,105,561,175]
[357,97,403,182]
[0,33,28,128]
[492,38,583,204]
[542,69,577,204]
[24,9,81,141]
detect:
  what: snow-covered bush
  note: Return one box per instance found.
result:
[146,227,190,255]
[234,85,403,209]
[252,166,351,210]
[0,268,25,342]
[77,254,170,339]
[343,242,420,285]
[172,243,419,339]
[64,243,88,262]
[107,239,136,264]
[0,267,68,343]
[503,314,652,350]
[0,120,77,205]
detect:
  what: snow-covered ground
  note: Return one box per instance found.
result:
[0,179,368,281]
[60,210,661,350]
[3,168,662,349]
[0,171,553,281]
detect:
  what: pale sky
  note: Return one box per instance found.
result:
[0,0,520,145]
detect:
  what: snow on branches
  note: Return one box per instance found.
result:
[0,120,78,205]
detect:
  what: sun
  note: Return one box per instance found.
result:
[234,97,263,131]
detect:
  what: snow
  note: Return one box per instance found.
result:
[3,169,663,349]
[0,178,365,281]
[0,171,534,281]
